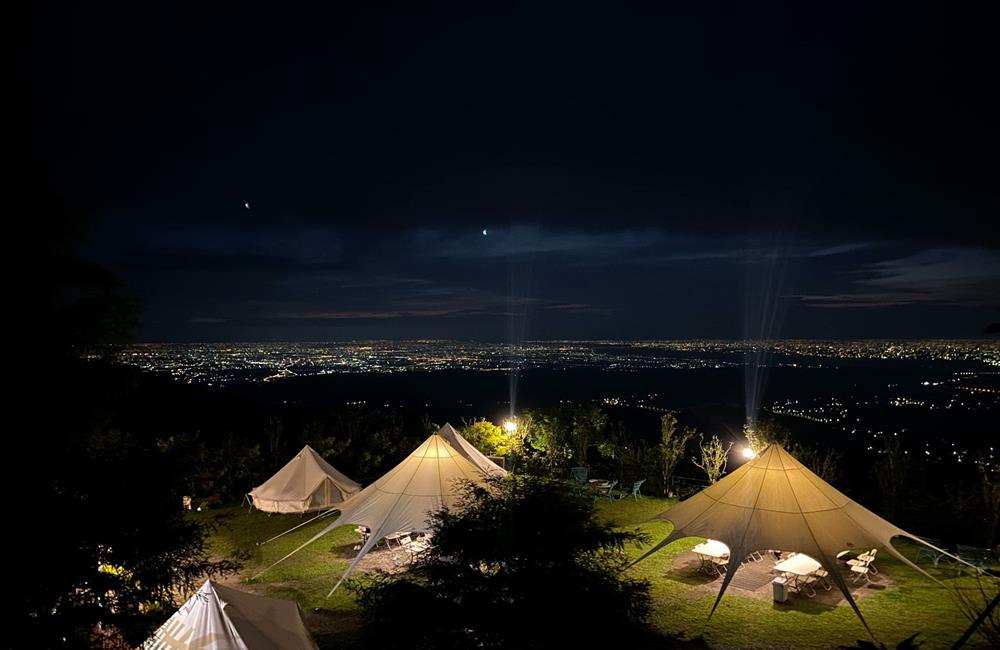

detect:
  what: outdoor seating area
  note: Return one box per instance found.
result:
[845,548,879,583]
[772,551,830,597]
[349,525,435,569]
[586,477,645,501]
[692,538,731,577]
[907,537,993,576]
[679,543,885,602]
[390,533,433,566]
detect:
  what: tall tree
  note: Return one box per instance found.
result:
[792,443,844,484]
[524,405,605,471]
[658,413,694,496]
[876,435,911,521]
[978,460,1000,550]
[571,404,608,466]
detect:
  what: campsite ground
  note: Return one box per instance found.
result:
[197,498,992,649]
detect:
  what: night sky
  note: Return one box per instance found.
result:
[19,4,999,341]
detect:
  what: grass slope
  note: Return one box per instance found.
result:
[197,497,991,649]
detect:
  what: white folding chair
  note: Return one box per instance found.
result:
[850,565,871,584]
[861,549,878,574]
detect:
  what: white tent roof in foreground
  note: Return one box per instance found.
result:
[249,445,361,514]
[634,444,955,630]
[141,579,318,650]
[435,423,507,476]
[264,433,490,593]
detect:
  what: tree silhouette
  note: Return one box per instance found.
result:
[350,475,652,649]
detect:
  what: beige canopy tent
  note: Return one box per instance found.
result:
[259,433,490,594]
[141,579,318,650]
[435,423,507,476]
[634,444,956,630]
[249,445,360,514]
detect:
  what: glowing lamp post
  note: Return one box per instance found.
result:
[503,419,518,434]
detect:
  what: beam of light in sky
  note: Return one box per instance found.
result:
[743,236,794,428]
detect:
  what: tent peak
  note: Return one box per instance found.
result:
[434,424,508,476]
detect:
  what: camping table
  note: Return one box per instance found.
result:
[588,479,613,497]
[773,553,822,591]
[384,532,412,548]
[692,539,730,574]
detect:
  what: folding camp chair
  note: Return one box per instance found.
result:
[848,548,878,574]
[708,557,728,577]
[914,537,947,566]
[813,568,832,591]
[798,574,819,598]
[850,565,871,584]
[624,479,646,500]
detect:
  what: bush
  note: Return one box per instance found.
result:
[350,475,652,649]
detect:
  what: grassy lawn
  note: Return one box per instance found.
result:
[198,497,992,649]
[195,507,366,648]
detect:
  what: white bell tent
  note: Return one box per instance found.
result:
[141,579,318,650]
[248,445,361,514]
[261,433,490,593]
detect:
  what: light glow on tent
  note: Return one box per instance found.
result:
[741,447,756,460]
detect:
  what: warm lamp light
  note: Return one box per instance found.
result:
[741,447,756,460]
[503,419,518,433]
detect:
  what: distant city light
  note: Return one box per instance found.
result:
[742,447,756,460]
[503,419,517,433]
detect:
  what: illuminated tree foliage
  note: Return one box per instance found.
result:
[693,434,733,484]
[459,418,513,456]
[743,418,792,456]
[658,413,695,496]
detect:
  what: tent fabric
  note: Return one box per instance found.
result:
[635,444,955,630]
[249,445,360,513]
[141,579,318,650]
[268,433,490,593]
[435,423,508,476]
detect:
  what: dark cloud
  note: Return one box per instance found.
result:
[797,248,1000,308]
[19,3,1000,340]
